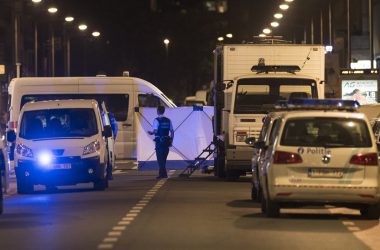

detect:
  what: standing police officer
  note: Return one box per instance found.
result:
[148,106,174,179]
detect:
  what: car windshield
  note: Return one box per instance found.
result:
[234,78,317,114]
[280,117,372,148]
[19,108,98,139]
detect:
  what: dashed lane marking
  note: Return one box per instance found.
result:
[97,170,175,249]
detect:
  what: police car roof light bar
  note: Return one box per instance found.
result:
[275,99,360,111]
[251,65,301,74]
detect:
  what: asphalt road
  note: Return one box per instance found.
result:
[1,169,380,250]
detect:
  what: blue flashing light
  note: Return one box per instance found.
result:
[275,99,360,111]
[37,151,53,166]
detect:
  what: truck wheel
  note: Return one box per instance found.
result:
[214,156,226,178]
[360,204,380,219]
[17,179,34,194]
[94,178,108,191]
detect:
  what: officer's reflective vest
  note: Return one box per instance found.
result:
[156,117,171,137]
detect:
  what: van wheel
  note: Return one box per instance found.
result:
[17,179,34,194]
[94,178,108,191]
[360,204,380,219]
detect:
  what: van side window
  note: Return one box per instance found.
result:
[20,94,129,122]
[138,94,167,107]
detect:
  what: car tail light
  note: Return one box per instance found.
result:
[273,151,302,164]
[349,153,378,166]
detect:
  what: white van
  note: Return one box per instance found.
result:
[7,76,176,160]
[12,99,113,193]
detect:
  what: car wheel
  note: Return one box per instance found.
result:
[261,195,267,213]
[251,185,263,202]
[16,178,34,194]
[262,196,280,217]
[360,203,380,220]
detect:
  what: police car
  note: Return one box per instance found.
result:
[249,99,380,219]
[10,99,113,193]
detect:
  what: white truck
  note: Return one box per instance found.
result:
[212,44,325,179]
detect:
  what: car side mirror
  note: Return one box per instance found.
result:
[103,125,113,138]
[6,130,16,142]
[245,137,256,147]
[254,140,267,149]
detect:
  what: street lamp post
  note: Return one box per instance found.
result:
[78,24,88,76]
[164,38,170,59]
[64,16,74,76]
[48,6,58,76]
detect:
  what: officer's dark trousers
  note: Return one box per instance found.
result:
[156,145,169,178]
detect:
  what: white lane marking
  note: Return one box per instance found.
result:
[113,226,126,231]
[348,226,361,231]
[132,206,144,210]
[125,213,138,217]
[118,221,131,225]
[108,231,122,237]
[104,238,118,243]
[98,244,113,249]
[342,221,355,226]
[97,170,175,249]
[121,217,134,221]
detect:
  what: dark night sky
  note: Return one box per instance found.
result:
[39,0,324,101]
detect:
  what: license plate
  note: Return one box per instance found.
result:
[50,163,71,169]
[308,168,344,178]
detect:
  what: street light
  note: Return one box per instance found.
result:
[48,7,58,14]
[259,34,267,37]
[217,36,224,41]
[78,24,88,31]
[226,33,233,38]
[263,28,272,34]
[65,16,74,22]
[271,22,280,27]
[274,13,283,19]
[32,0,42,3]
[285,0,294,2]
[92,31,101,37]
[279,4,289,10]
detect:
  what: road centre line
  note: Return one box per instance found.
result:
[97,170,174,249]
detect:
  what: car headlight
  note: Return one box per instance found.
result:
[83,140,101,155]
[16,143,33,158]
[235,131,248,142]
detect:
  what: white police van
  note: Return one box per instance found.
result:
[249,99,380,219]
[11,99,113,193]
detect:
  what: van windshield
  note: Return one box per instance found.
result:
[280,118,372,148]
[234,78,317,114]
[20,94,129,121]
[19,108,98,139]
